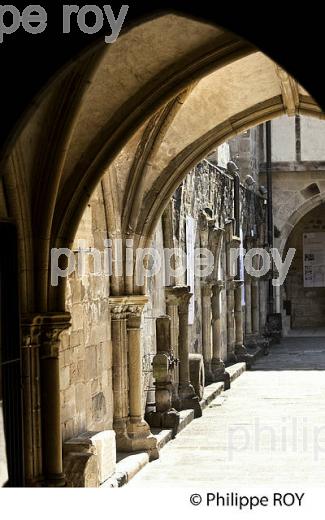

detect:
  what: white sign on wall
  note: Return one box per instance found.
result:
[186,216,197,325]
[303,232,325,287]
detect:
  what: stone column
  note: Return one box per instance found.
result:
[146,316,180,436]
[198,213,214,368]
[21,315,43,486]
[178,288,202,418]
[226,279,236,362]
[234,280,253,366]
[109,296,158,460]
[210,281,230,389]
[234,280,244,353]
[252,278,260,335]
[225,221,240,363]
[127,297,158,460]
[250,240,261,336]
[245,276,252,335]
[165,291,179,393]
[201,282,213,372]
[166,286,202,418]
[109,300,130,451]
[39,312,70,487]
[259,277,268,332]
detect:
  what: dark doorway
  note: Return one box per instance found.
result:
[0,222,24,486]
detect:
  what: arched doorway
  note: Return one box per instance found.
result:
[283,203,325,333]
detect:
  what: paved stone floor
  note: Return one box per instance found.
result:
[286,327,325,337]
[129,336,325,486]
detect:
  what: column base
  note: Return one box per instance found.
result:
[25,473,45,487]
[227,350,238,364]
[177,383,202,418]
[127,418,159,461]
[114,418,131,451]
[45,472,66,487]
[146,409,180,438]
[115,426,159,460]
[235,343,255,368]
[207,359,231,390]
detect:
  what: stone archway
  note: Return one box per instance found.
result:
[0,13,321,311]
[277,193,325,255]
[1,11,324,486]
[280,201,325,331]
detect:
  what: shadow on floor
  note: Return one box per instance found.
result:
[251,336,325,371]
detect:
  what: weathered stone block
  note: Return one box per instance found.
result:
[71,304,84,331]
[62,419,75,441]
[70,360,85,384]
[60,330,70,349]
[91,431,116,484]
[92,392,106,422]
[61,401,76,422]
[70,330,80,348]
[75,383,86,412]
[75,344,85,362]
[63,386,75,406]
[64,452,99,487]
[63,430,116,487]
[63,347,73,367]
[60,366,70,391]
[85,345,97,380]
[91,378,100,395]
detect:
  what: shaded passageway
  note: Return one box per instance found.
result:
[0,9,325,487]
[128,337,325,486]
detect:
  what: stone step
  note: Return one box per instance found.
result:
[226,362,246,382]
[103,361,246,488]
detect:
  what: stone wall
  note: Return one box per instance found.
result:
[60,184,113,442]
[284,205,325,329]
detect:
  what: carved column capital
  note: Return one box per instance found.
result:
[109,304,128,320]
[40,313,71,360]
[230,236,241,249]
[212,280,225,296]
[109,295,148,323]
[201,282,213,298]
[170,287,192,314]
[165,286,192,307]
[127,304,145,330]
[109,295,148,327]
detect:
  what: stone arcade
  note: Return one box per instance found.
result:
[0,12,325,487]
